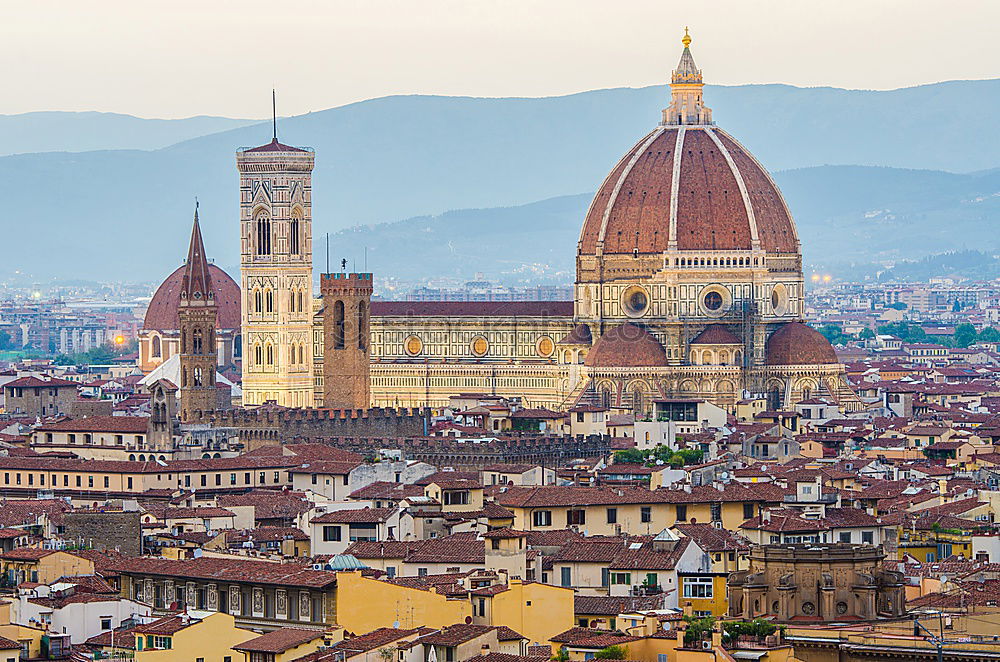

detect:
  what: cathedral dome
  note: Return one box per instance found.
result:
[577,34,798,259]
[765,322,838,366]
[584,323,668,368]
[144,264,241,332]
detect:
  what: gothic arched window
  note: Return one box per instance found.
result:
[192,328,203,354]
[255,215,272,256]
[333,300,345,349]
[266,344,274,365]
[265,289,274,313]
[298,343,305,364]
[254,344,263,366]
[254,289,262,313]
[193,367,203,386]
[290,217,300,255]
[297,291,304,313]
[358,301,367,350]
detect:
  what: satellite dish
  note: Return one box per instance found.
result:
[465,616,473,624]
[393,621,400,629]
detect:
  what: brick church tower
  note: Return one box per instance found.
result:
[178,204,218,422]
[321,271,372,409]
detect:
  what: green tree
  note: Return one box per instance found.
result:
[859,328,875,340]
[0,330,12,350]
[594,645,628,660]
[818,324,849,346]
[551,647,570,662]
[979,327,1000,343]
[877,322,927,344]
[683,615,716,645]
[952,323,977,348]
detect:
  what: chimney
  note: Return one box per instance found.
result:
[480,644,490,657]
[682,600,693,617]
[938,479,947,498]
[762,510,771,524]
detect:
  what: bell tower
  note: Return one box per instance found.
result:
[321,271,372,409]
[236,125,315,408]
[178,204,218,422]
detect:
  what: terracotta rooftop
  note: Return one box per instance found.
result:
[234,627,326,653]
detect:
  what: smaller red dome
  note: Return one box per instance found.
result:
[585,323,668,368]
[765,322,838,366]
[143,264,241,332]
[690,324,742,345]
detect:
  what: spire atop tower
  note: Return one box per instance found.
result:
[180,200,214,303]
[272,88,277,142]
[662,28,713,126]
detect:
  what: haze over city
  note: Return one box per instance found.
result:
[3,0,999,118]
[1,5,1000,662]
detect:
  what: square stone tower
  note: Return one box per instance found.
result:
[236,138,315,407]
[320,272,372,409]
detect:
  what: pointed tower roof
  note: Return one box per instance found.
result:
[180,203,214,304]
[672,27,702,84]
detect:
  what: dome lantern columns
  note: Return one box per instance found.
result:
[662,29,713,126]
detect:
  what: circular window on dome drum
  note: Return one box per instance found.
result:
[536,336,554,358]
[699,285,731,317]
[771,284,788,315]
[704,291,723,311]
[405,335,422,356]
[621,285,650,318]
[471,336,489,357]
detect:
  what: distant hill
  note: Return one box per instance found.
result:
[0,111,259,156]
[1,79,998,280]
[327,165,1000,284]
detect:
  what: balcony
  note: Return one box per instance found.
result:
[783,493,838,504]
[629,584,663,596]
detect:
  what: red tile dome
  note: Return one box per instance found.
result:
[765,322,838,366]
[143,264,241,332]
[584,323,668,368]
[578,126,798,257]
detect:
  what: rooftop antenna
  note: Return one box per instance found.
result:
[326,233,330,273]
[272,89,277,141]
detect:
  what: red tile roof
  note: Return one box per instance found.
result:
[109,556,338,589]
[234,627,326,653]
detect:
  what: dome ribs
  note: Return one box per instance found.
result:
[579,130,657,255]
[716,130,799,253]
[674,129,751,250]
[601,130,675,254]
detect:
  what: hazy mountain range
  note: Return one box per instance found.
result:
[0,79,997,283]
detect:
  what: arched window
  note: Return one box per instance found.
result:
[333,300,345,349]
[266,344,274,365]
[289,217,300,255]
[255,215,272,256]
[298,344,305,364]
[181,367,187,387]
[193,367,203,386]
[265,289,274,313]
[254,289,262,313]
[151,335,161,358]
[254,344,263,366]
[290,290,298,313]
[192,328,203,354]
[298,291,304,314]
[358,301,367,350]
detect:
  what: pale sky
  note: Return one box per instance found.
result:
[3,0,997,119]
